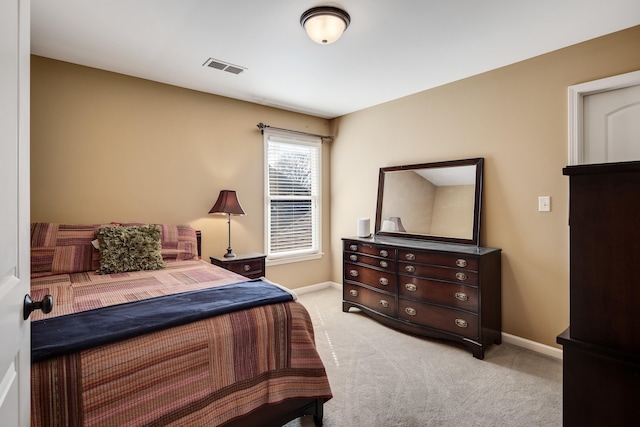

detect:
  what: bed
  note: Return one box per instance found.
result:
[29,222,332,426]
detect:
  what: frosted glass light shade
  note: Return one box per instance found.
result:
[301,7,350,44]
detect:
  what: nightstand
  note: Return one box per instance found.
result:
[210,253,266,279]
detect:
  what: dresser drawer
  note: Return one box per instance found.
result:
[399,299,479,340]
[344,264,397,292]
[399,275,479,312]
[343,252,396,271]
[399,262,478,286]
[225,259,264,277]
[398,250,478,271]
[344,241,396,259]
[344,283,396,317]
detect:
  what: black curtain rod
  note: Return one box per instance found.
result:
[256,122,334,141]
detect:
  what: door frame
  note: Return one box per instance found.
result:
[568,69,640,165]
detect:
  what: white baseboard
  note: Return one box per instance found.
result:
[502,332,563,360]
[296,282,563,360]
[293,281,340,295]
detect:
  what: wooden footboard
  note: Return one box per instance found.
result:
[223,398,326,427]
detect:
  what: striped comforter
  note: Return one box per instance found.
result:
[30,260,332,426]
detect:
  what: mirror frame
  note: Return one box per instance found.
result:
[374,158,484,246]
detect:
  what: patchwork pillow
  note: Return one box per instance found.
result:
[30,223,102,278]
[158,224,199,261]
[97,224,166,274]
[119,223,199,261]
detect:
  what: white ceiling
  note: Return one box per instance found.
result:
[417,166,476,187]
[31,0,640,119]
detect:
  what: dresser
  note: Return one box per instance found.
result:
[558,161,640,425]
[343,235,501,359]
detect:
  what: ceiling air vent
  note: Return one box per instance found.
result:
[203,58,246,75]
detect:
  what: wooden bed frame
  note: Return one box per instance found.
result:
[196,231,327,427]
[225,398,324,427]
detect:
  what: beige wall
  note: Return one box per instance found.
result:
[330,25,640,348]
[30,56,332,289]
[381,170,436,233]
[431,185,475,239]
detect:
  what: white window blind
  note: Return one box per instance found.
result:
[264,130,321,263]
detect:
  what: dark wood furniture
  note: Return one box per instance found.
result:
[375,158,484,245]
[210,253,266,279]
[224,398,324,427]
[343,235,501,359]
[344,158,502,359]
[558,161,640,426]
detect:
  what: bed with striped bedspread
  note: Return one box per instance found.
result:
[29,223,331,426]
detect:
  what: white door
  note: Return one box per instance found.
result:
[0,0,31,426]
[583,84,640,164]
[568,69,640,165]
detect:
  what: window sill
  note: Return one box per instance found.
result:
[266,252,323,267]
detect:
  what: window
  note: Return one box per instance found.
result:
[263,130,321,264]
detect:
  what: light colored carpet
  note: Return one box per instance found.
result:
[285,286,562,427]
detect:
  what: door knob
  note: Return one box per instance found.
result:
[23,294,53,320]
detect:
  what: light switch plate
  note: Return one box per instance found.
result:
[538,196,551,212]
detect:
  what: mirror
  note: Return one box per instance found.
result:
[375,158,483,245]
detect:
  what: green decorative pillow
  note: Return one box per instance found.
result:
[97,225,166,274]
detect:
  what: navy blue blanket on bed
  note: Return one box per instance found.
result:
[31,279,294,363]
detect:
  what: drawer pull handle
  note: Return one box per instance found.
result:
[405,253,416,261]
[455,318,468,328]
[455,292,468,301]
[350,254,358,261]
[405,265,416,273]
[349,289,358,297]
[379,278,389,286]
[405,307,417,316]
[350,244,358,251]
[379,249,389,257]
[349,270,359,277]
[455,272,468,281]
[456,259,467,268]
[405,283,417,292]
[380,300,389,308]
[243,264,251,272]
[380,260,388,268]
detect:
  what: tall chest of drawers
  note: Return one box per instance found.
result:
[557,162,640,425]
[343,236,502,359]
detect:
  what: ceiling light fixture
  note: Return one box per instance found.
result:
[300,6,350,44]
